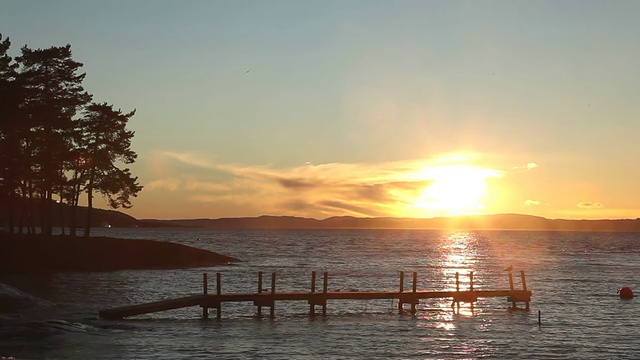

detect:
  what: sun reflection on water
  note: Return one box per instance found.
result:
[437,232,492,318]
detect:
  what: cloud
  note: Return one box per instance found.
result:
[277,177,319,190]
[318,200,387,217]
[513,162,539,170]
[160,151,217,169]
[144,151,504,218]
[577,202,604,209]
[184,180,233,192]
[524,199,541,206]
[145,178,182,191]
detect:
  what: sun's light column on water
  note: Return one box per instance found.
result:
[410,165,501,217]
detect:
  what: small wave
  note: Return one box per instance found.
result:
[38,319,90,333]
[0,283,53,312]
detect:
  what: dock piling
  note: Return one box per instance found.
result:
[257,271,263,316]
[411,272,418,314]
[452,272,461,310]
[398,271,405,312]
[270,272,276,317]
[322,272,328,316]
[538,309,541,326]
[202,273,208,319]
[520,271,530,310]
[216,272,221,319]
[309,271,316,315]
[508,272,516,309]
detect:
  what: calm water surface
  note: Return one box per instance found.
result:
[1,229,640,359]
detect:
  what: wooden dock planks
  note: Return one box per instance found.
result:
[99,271,532,320]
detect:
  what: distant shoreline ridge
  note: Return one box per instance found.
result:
[138,214,640,232]
[3,207,640,232]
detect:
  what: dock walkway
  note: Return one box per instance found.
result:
[99,271,532,320]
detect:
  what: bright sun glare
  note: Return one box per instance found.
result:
[410,165,496,216]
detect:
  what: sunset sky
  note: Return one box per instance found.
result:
[3,1,640,220]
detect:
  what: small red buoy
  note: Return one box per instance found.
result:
[619,287,634,299]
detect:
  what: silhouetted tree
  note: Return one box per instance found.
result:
[1,36,142,236]
[77,103,141,236]
[16,44,92,235]
[0,34,22,234]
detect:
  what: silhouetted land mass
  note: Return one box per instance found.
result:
[0,234,239,273]
[0,200,178,229]
[143,214,640,232]
[3,202,640,232]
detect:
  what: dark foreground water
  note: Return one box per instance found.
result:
[1,229,640,359]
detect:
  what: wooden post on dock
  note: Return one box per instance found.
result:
[469,271,475,311]
[411,271,418,314]
[202,273,209,319]
[270,272,276,317]
[257,271,263,316]
[322,272,328,316]
[508,271,515,309]
[310,271,316,315]
[398,271,405,312]
[216,272,222,319]
[452,272,461,310]
[520,271,529,310]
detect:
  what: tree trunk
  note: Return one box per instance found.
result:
[59,198,66,236]
[70,200,78,237]
[84,168,96,237]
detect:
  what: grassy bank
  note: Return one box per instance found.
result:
[0,234,240,272]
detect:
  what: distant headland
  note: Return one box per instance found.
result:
[2,203,640,232]
[141,214,640,232]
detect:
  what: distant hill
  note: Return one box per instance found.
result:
[142,214,640,232]
[3,201,640,232]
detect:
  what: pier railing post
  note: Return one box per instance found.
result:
[411,272,417,314]
[508,271,515,309]
[270,272,276,317]
[257,271,263,316]
[202,273,209,319]
[452,272,460,310]
[520,271,530,310]
[398,271,405,312]
[322,272,328,316]
[469,271,475,312]
[310,271,316,316]
[216,272,222,319]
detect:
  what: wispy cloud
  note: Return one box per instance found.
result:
[145,178,182,191]
[144,151,504,218]
[524,199,541,206]
[513,162,539,170]
[160,151,217,169]
[577,202,604,209]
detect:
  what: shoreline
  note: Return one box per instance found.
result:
[0,234,240,273]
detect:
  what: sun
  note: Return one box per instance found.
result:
[409,165,497,216]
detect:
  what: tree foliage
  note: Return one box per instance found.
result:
[0,34,142,236]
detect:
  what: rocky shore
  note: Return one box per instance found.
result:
[0,234,240,272]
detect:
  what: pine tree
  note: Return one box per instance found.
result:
[0,34,22,234]
[77,103,142,236]
[16,44,92,235]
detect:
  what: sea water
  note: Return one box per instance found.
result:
[1,229,639,359]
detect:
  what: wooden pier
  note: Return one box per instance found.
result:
[98,271,532,320]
